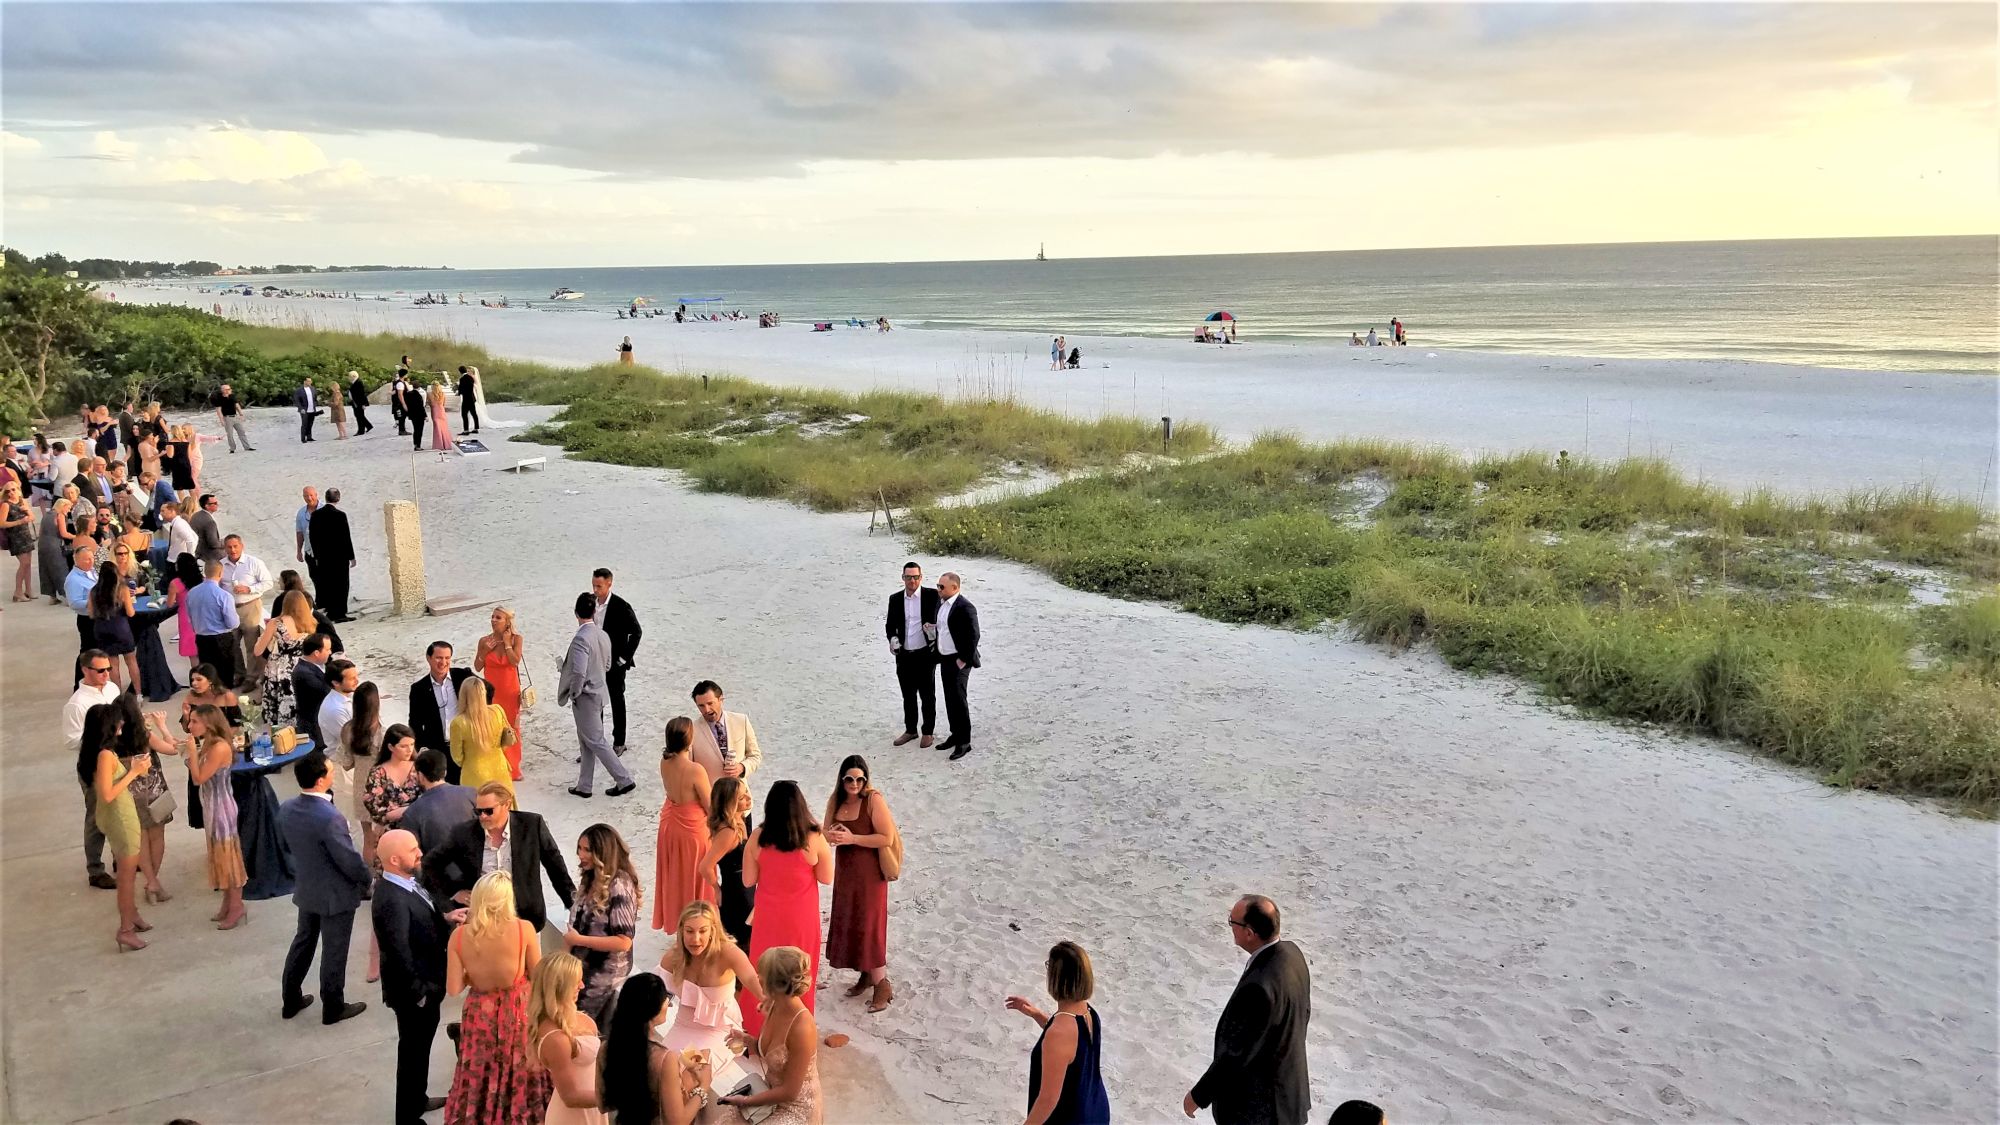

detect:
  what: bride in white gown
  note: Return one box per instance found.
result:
[467,365,518,428]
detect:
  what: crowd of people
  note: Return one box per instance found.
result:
[1348,319,1409,348]
[18,393,1395,1125]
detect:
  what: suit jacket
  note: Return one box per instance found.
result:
[689,710,764,782]
[309,504,355,566]
[457,374,476,401]
[557,621,611,705]
[293,386,319,415]
[372,876,448,1010]
[408,668,475,754]
[599,593,642,668]
[189,509,226,564]
[885,587,941,652]
[348,376,370,407]
[278,793,371,916]
[420,810,575,932]
[401,783,477,853]
[292,660,332,747]
[941,595,983,668]
[1191,940,1313,1125]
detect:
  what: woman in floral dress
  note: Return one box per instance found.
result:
[364,722,422,982]
[446,872,552,1125]
[252,591,316,735]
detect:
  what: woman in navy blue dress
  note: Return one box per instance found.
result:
[1005,941,1111,1125]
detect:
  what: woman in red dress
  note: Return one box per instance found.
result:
[741,780,834,1036]
[824,754,898,1012]
[653,717,714,930]
[476,606,524,780]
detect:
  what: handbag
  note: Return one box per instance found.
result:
[877,825,905,882]
[519,661,537,710]
[147,787,178,824]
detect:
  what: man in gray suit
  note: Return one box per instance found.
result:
[560,591,636,798]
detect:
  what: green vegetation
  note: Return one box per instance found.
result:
[12,303,1995,809]
[916,436,2000,811]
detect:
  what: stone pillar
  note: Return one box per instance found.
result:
[383,499,426,616]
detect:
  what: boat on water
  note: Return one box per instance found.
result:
[550,287,584,300]
[1036,243,1047,261]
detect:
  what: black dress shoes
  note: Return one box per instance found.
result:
[566,786,593,798]
[948,743,973,761]
[88,873,117,890]
[606,781,637,797]
[323,1000,368,1025]
[282,994,315,1019]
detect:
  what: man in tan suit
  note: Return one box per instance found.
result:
[688,679,763,784]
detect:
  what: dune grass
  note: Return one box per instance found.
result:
[916,435,2000,811]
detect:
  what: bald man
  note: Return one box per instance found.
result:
[372,829,453,1124]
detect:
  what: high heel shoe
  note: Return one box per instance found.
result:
[131,916,152,932]
[115,929,148,952]
[145,886,173,904]
[216,910,248,931]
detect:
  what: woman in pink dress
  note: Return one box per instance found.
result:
[169,553,201,659]
[653,718,714,930]
[428,382,454,450]
[740,781,834,1036]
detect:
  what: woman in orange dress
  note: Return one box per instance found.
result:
[652,717,714,931]
[476,606,525,781]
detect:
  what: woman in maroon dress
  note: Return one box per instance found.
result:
[823,754,899,1012]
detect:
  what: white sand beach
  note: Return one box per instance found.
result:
[129,289,2000,503]
[7,370,1988,1122]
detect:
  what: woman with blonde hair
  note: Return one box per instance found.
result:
[718,946,822,1123]
[1005,942,1111,1125]
[449,675,515,796]
[4,480,37,601]
[428,381,454,451]
[658,899,762,1064]
[252,589,316,734]
[327,380,348,439]
[39,483,79,600]
[565,822,640,1026]
[475,605,525,780]
[165,422,195,504]
[186,703,250,930]
[445,871,552,1124]
[529,950,606,1125]
[653,716,713,931]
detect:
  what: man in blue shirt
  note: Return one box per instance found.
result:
[65,541,98,687]
[185,560,242,687]
[296,485,320,596]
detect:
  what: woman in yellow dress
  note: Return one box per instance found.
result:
[450,676,516,797]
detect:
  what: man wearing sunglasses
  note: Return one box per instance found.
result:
[63,648,123,890]
[421,782,574,935]
[885,561,940,749]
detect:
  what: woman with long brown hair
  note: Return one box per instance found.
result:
[564,822,640,1027]
[186,703,250,930]
[653,716,713,931]
[700,777,755,949]
[824,753,898,1012]
[363,719,418,983]
[78,701,150,951]
[740,780,833,1036]
[91,558,139,691]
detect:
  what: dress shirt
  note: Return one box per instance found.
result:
[166,516,198,561]
[295,504,317,559]
[902,589,927,650]
[221,553,273,606]
[319,690,354,757]
[382,870,432,906]
[935,594,959,656]
[301,386,316,412]
[304,789,335,804]
[185,579,241,635]
[430,674,457,727]
[592,596,607,628]
[65,567,97,614]
[51,452,79,484]
[481,823,512,877]
[64,681,124,751]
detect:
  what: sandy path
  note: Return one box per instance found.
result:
[131,290,2000,503]
[183,398,1998,1123]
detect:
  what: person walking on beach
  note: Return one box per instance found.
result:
[348,370,374,435]
[560,592,636,799]
[190,493,225,564]
[1182,895,1311,1124]
[1051,336,1064,370]
[886,560,939,747]
[935,571,982,761]
[457,366,480,435]
[617,336,634,366]
[278,751,371,1025]
[1390,318,1404,346]
[590,568,641,755]
[308,488,356,622]
[295,377,321,443]
[328,380,348,440]
[210,383,255,452]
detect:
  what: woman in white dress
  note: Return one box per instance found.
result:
[467,365,515,429]
[658,900,763,1067]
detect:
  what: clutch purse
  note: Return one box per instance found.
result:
[520,662,537,709]
[273,727,299,753]
[727,1076,775,1125]
[147,788,178,823]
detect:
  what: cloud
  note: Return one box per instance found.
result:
[2,130,41,153]
[3,2,1991,181]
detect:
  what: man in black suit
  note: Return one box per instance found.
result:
[456,366,479,434]
[294,377,321,443]
[403,379,428,450]
[408,641,473,784]
[885,560,941,748]
[590,568,642,755]
[308,487,356,621]
[421,783,575,933]
[348,370,374,435]
[277,752,370,1025]
[1184,895,1312,1124]
[290,634,333,747]
[933,571,982,761]
[372,828,455,1124]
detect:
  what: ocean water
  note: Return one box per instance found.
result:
[244,235,1997,375]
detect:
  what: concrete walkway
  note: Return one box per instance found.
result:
[0,545,913,1124]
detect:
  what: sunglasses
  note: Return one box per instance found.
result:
[475,806,501,817]
[842,774,866,784]
[86,664,112,674]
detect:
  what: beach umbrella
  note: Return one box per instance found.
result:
[1204,311,1235,321]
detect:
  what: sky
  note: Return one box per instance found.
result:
[2,2,1994,268]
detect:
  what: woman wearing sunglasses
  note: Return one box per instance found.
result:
[823,754,899,1012]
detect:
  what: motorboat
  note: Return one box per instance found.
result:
[550,287,584,300]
